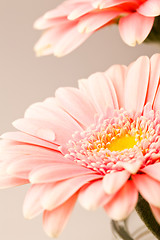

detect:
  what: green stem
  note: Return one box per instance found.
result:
[136,194,160,240]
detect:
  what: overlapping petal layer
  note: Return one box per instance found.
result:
[34,0,160,56]
[1,54,160,237]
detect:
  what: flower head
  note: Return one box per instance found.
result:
[34,0,160,57]
[1,54,160,237]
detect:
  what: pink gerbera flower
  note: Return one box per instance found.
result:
[1,54,160,237]
[34,0,160,57]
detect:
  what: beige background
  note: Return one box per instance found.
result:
[0,0,159,239]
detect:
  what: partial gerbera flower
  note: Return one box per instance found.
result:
[34,0,160,57]
[1,54,160,237]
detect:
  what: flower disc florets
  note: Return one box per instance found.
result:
[66,106,160,175]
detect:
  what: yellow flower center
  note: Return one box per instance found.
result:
[107,134,137,152]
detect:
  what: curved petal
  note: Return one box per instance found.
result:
[43,193,78,238]
[29,164,95,183]
[1,132,59,151]
[104,180,138,220]
[79,179,113,210]
[41,174,102,210]
[78,11,119,33]
[153,85,160,110]
[23,184,45,219]
[137,0,160,17]
[124,55,150,113]
[55,87,96,127]
[150,204,160,224]
[133,174,160,208]
[0,176,29,189]
[79,72,118,114]
[119,12,154,46]
[141,162,160,182]
[105,65,127,108]
[146,53,160,105]
[103,170,130,194]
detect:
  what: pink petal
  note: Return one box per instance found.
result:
[105,65,127,108]
[23,184,45,219]
[153,85,160,110]
[55,87,96,127]
[150,204,160,224]
[41,174,102,210]
[133,174,160,207]
[43,193,78,238]
[24,100,82,131]
[103,170,130,194]
[141,163,160,182]
[145,54,160,105]
[104,180,138,220]
[7,152,70,179]
[79,72,118,114]
[12,118,74,145]
[68,3,94,20]
[29,164,95,183]
[52,23,92,57]
[0,176,29,189]
[119,12,154,46]
[1,132,59,151]
[137,0,160,17]
[79,179,113,210]
[124,56,150,113]
[78,11,119,33]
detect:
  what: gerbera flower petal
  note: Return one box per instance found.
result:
[150,204,160,224]
[124,55,150,113]
[104,181,138,220]
[141,163,160,182]
[23,184,45,219]
[137,0,160,17]
[43,194,78,238]
[79,179,113,210]
[145,53,160,105]
[103,170,130,194]
[105,65,127,108]
[133,174,160,208]
[119,12,154,46]
[0,176,29,189]
[41,174,101,210]
[55,87,96,126]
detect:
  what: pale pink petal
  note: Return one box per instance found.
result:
[79,72,118,114]
[52,24,92,57]
[34,17,67,30]
[78,11,119,33]
[12,118,74,145]
[104,181,138,220]
[103,170,130,194]
[137,0,160,17]
[153,85,160,110]
[0,176,29,189]
[141,163,160,182]
[119,12,154,46]
[79,179,113,210]
[124,56,150,113]
[7,152,71,179]
[25,100,82,131]
[55,87,96,127]
[105,65,127,108]
[150,204,160,224]
[41,174,102,210]
[133,174,160,207]
[1,132,59,151]
[145,54,160,105]
[29,164,95,183]
[23,184,45,219]
[43,194,78,238]
[68,4,94,20]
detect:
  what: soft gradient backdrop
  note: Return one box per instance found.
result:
[0,0,159,239]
